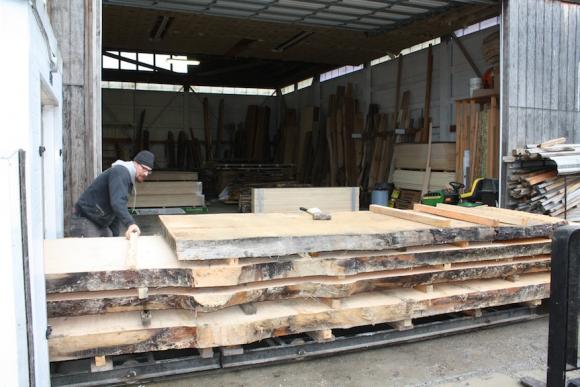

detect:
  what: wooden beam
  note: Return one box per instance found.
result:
[449,32,482,78]
[422,45,433,137]
[413,203,500,226]
[437,203,528,226]
[369,205,452,228]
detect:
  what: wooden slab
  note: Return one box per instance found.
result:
[159,211,561,260]
[252,187,359,213]
[369,205,452,228]
[45,237,552,292]
[47,273,550,361]
[436,204,528,226]
[129,194,205,208]
[159,212,485,261]
[45,256,550,316]
[414,203,500,227]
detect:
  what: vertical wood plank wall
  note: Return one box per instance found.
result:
[500,0,580,205]
[49,0,102,233]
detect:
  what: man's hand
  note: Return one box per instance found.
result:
[125,224,141,239]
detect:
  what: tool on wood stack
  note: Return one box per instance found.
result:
[299,207,331,220]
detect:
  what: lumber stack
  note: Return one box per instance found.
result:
[45,207,564,362]
[455,95,499,188]
[128,171,204,208]
[214,163,296,204]
[505,138,580,221]
[326,83,364,187]
[129,181,204,208]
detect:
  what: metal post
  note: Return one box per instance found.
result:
[546,225,580,386]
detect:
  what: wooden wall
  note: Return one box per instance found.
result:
[500,0,580,204]
[49,0,102,234]
[284,27,496,143]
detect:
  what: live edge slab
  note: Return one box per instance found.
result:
[159,211,563,260]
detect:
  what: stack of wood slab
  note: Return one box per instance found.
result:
[505,138,580,221]
[129,171,204,208]
[46,206,564,362]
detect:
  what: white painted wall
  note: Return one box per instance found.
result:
[284,26,497,143]
[102,89,278,167]
[0,0,64,384]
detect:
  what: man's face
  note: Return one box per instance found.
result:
[135,162,152,183]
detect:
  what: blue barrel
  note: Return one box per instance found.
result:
[371,190,388,206]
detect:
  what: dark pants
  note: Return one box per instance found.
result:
[69,213,113,238]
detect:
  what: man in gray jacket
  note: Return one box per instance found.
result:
[69,150,154,239]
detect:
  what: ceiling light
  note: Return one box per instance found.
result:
[166,57,201,66]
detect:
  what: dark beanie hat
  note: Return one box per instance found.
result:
[134,150,155,169]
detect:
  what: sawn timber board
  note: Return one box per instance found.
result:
[251,187,359,213]
[135,181,202,196]
[46,256,550,316]
[45,236,552,292]
[158,211,562,260]
[47,273,550,361]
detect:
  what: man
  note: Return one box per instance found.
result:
[69,150,154,239]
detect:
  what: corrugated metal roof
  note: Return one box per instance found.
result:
[104,0,497,32]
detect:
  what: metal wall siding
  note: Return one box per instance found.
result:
[501,0,580,205]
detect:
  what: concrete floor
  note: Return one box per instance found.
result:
[135,203,559,387]
[149,318,556,387]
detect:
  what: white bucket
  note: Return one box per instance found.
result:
[469,77,482,97]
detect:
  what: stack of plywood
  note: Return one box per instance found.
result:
[45,207,564,362]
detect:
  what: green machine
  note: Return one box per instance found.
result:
[421,178,499,207]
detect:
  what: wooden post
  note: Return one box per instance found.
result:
[49,0,102,235]
[422,45,433,143]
